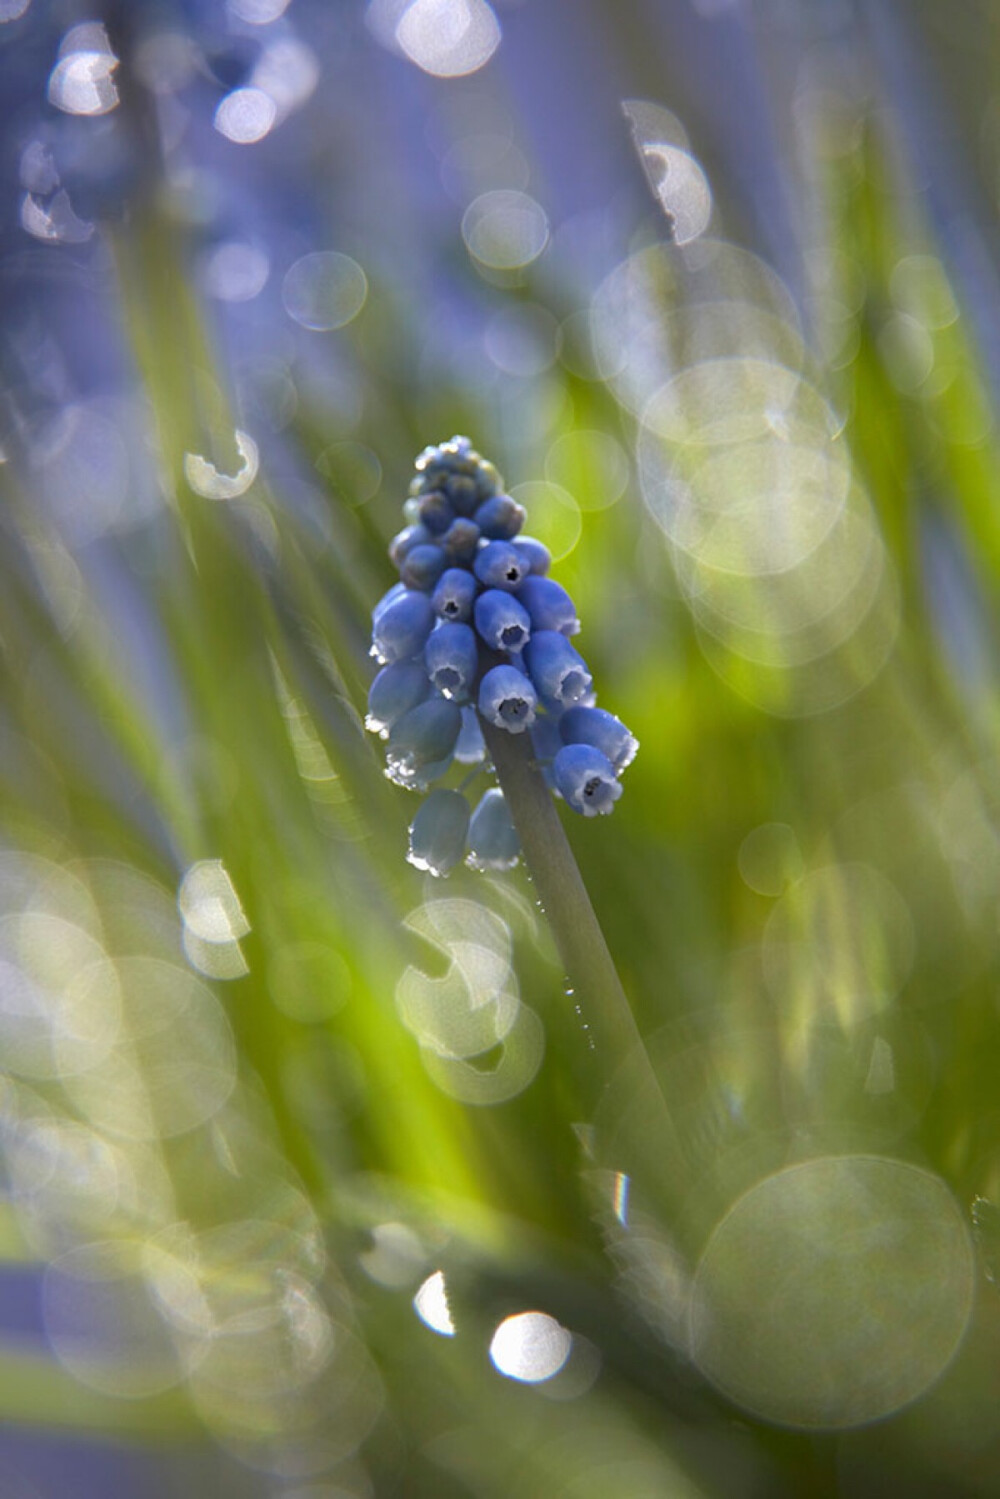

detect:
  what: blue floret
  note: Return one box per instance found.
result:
[440,518,481,565]
[385,697,462,785]
[400,543,447,591]
[432,567,479,622]
[523,630,592,708]
[408,789,471,877]
[417,490,454,535]
[366,660,431,737]
[516,575,580,636]
[425,622,479,700]
[474,589,531,654]
[388,523,433,569]
[559,705,639,773]
[454,705,487,763]
[478,664,538,733]
[371,588,435,664]
[474,540,531,592]
[553,743,623,817]
[467,788,520,869]
[473,494,526,540]
[512,536,550,575]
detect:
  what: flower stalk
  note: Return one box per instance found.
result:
[481,717,645,1082]
[367,435,661,1104]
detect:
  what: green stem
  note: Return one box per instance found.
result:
[482,721,646,1087]
[483,722,683,1194]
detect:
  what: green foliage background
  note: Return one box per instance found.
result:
[4,4,1000,1495]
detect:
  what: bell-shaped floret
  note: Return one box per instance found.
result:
[445,473,479,515]
[474,540,530,592]
[512,536,551,575]
[440,517,480,565]
[553,743,622,817]
[467,788,520,870]
[530,713,562,762]
[454,705,486,763]
[432,567,479,623]
[414,443,443,473]
[371,588,434,664]
[366,660,431,737]
[389,523,433,569]
[372,581,407,626]
[415,437,469,482]
[417,490,453,535]
[408,756,455,790]
[400,543,447,591]
[385,697,462,785]
[478,664,537,734]
[474,494,525,540]
[407,789,471,877]
[559,705,638,773]
[517,575,579,636]
[474,589,531,654]
[425,622,480,700]
[440,434,474,464]
[474,458,502,501]
[529,712,562,790]
[523,630,592,707]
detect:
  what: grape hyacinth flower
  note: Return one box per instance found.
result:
[364,436,638,874]
[366,661,430,738]
[478,664,537,733]
[552,743,623,817]
[467,788,520,870]
[385,698,462,787]
[559,705,639,773]
[407,789,471,877]
[474,590,531,653]
[425,622,479,700]
[523,632,593,709]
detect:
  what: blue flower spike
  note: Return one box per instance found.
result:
[367,436,638,871]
